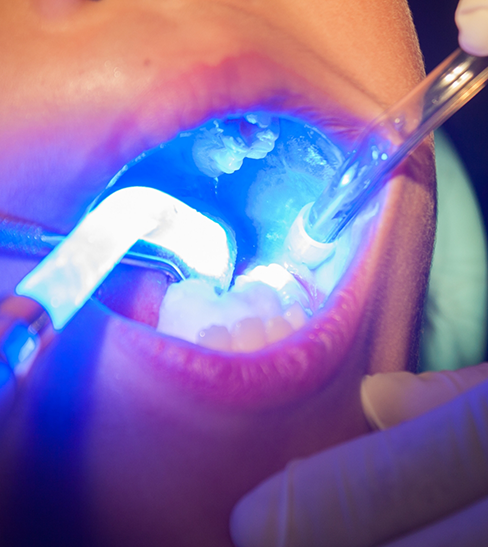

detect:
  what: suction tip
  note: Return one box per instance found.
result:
[285,203,336,270]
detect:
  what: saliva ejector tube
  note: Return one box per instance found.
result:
[287,49,488,269]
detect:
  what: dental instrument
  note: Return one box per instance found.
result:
[0,186,235,374]
[0,208,236,287]
[287,48,488,269]
[0,215,185,281]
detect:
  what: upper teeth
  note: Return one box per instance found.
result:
[191,114,280,177]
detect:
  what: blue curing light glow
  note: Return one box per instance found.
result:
[16,187,235,330]
[95,113,367,318]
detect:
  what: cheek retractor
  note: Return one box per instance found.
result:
[1,187,235,372]
[287,49,488,269]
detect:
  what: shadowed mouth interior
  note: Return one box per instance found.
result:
[96,113,379,352]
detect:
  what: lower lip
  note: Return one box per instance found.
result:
[99,235,373,410]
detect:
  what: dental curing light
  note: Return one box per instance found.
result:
[287,49,488,269]
[0,216,187,281]
[1,208,236,289]
[1,187,235,373]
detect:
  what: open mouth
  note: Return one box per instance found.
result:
[2,45,391,410]
[95,113,379,339]
[0,7,398,411]
[90,109,386,410]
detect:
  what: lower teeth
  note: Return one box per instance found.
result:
[157,270,309,351]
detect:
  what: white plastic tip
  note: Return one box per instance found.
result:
[285,203,336,269]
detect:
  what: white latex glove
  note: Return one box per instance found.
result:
[456,0,488,56]
[230,363,488,547]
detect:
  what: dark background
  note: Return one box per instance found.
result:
[408,0,488,226]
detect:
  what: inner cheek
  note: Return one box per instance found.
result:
[96,266,167,329]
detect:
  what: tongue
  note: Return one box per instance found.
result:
[96,264,171,328]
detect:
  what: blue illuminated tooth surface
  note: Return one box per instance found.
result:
[235,264,311,310]
[158,278,283,345]
[245,111,273,128]
[192,115,280,177]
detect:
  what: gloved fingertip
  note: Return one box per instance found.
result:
[455,4,488,56]
[230,473,283,547]
[360,372,419,430]
[361,363,488,430]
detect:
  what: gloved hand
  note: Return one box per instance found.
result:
[230,363,488,547]
[456,0,488,56]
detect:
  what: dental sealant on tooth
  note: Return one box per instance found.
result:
[287,49,488,269]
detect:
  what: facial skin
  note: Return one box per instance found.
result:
[0,1,435,546]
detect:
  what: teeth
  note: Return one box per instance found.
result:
[231,317,267,353]
[198,325,233,352]
[245,129,278,160]
[196,313,297,353]
[192,116,279,177]
[235,264,311,311]
[284,302,307,331]
[232,281,283,322]
[245,112,272,128]
[159,269,309,353]
[265,316,294,344]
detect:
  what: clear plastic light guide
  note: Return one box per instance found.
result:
[288,49,488,268]
[16,187,235,330]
